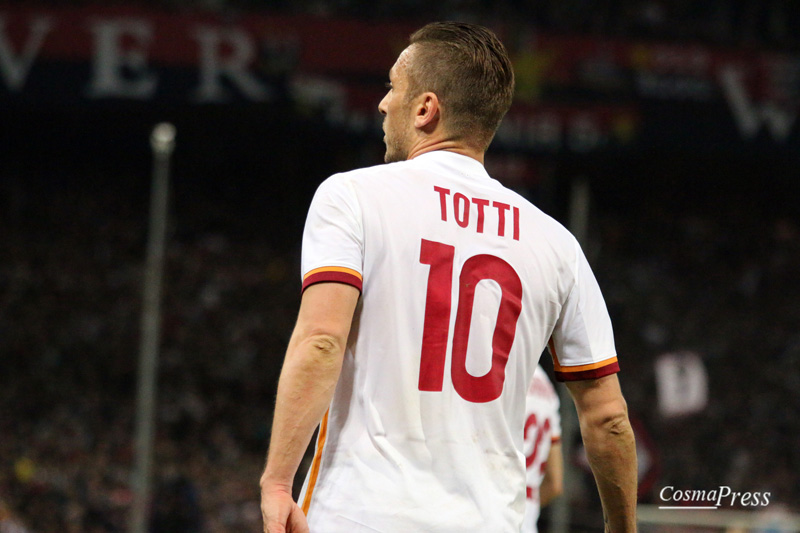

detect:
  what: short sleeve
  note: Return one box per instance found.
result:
[300,174,364,292]
[548,239,618,382]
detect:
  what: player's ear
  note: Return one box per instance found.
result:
[414,92,440,130]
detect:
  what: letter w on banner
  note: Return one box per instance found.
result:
[654,351,708,418]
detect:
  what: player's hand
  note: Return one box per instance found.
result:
[261,482,309,533]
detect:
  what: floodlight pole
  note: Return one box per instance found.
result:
[550,177,590,533]
[130,123,176,533]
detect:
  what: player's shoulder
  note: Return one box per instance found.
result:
[504,186,579,253]
[315,160,412,197]
[331,159,412,182]
[519,194,573,239]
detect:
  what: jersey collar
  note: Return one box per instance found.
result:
[411,150,489,181]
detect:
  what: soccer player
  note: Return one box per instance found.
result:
[260,22,637,533]
[523,365,564,533]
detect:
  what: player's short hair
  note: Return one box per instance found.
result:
[407,22,515,151]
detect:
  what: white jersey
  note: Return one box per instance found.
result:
[522,365,562,533]
[298,151,617,532]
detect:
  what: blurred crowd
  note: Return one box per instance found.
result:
[1,152,799,531]
[5,0,800,51]
[594,196,800,509]
[286,0,800,51]
[0,177,300,532]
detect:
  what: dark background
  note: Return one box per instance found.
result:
[1,1,799,531]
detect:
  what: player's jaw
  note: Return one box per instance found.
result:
[383,133,407,163]
[382,115,412,163]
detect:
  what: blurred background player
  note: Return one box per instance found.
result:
[522,365,564,533]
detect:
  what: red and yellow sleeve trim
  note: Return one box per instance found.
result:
[554,356,619,381]
[548,338,619,382]
[302,266,362,293]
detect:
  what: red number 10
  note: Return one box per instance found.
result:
[418,239,523,403]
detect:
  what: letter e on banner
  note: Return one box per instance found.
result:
[87,18,157,99]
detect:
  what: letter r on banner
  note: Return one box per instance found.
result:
[191,26,269,102]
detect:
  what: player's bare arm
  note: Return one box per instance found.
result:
[539,441,564,507]
[566,373,638,533]
[260,282,360,533]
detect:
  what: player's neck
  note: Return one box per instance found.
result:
[407,140,484,165]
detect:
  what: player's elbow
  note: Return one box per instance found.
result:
[306,333,346,359]
[286,333,347,375]
[580,405,634,461]
[584,396,630,436]
[601,400,631,436]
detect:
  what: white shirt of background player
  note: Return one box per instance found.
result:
[522,365,564,533]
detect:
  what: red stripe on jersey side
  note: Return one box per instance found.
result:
[301,410,329,515]
[302,271,363,293]
[554,361,620,382]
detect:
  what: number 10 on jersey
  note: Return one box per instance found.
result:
[418,239,523,403]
